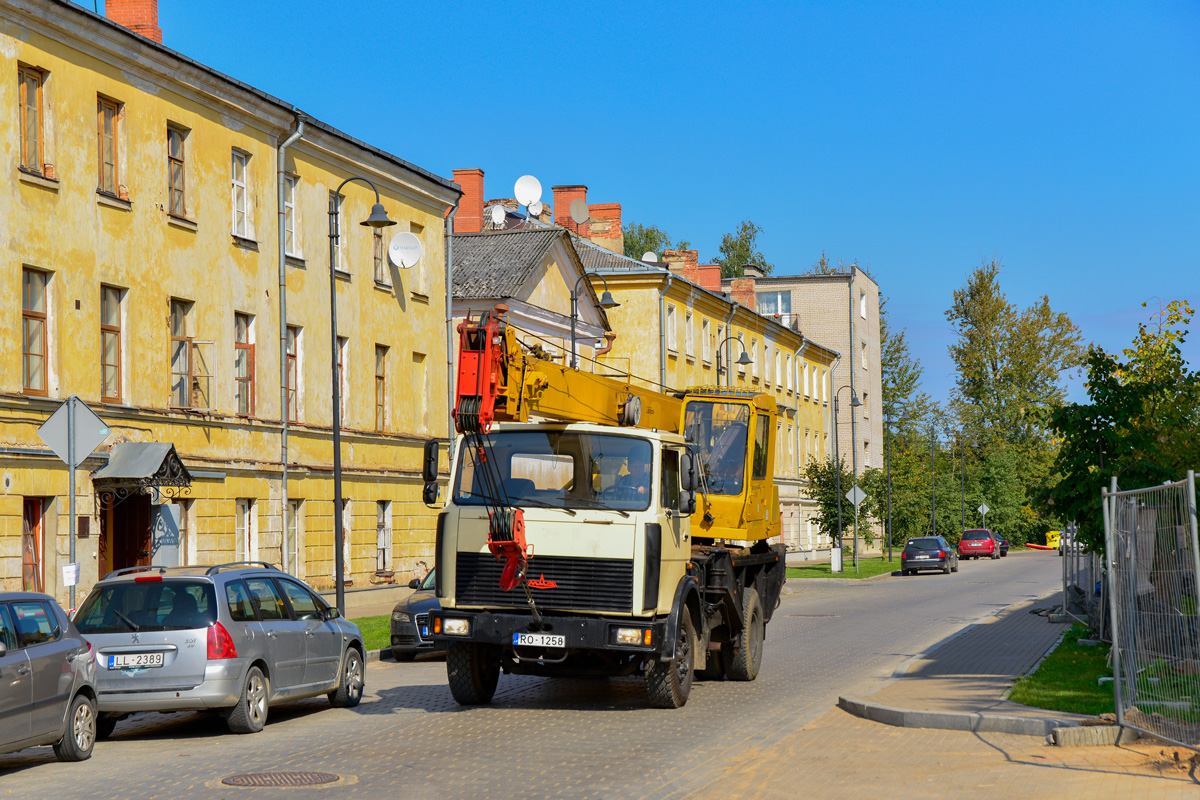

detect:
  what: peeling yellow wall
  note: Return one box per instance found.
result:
[0,4,457,601]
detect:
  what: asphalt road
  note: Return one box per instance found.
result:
[0,551,1063,800]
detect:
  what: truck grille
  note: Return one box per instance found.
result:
[455,552,633,613]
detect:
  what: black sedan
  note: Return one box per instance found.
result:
[390,569,443,661]
[900,536,959,576]
[993,532,1010,557]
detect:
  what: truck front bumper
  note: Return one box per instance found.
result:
[430,610,668,655]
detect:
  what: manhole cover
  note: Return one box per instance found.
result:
[222,772,340,787]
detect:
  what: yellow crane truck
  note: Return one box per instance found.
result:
[424,305,787,708]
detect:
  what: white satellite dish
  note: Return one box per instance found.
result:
[388,231,423,269]
[569,199,590,225]
[641,251,659,263]
[489,205,506,226]
[528,201,544,217]
[514,175,542,207]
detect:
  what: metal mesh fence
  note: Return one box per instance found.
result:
[1104,472,1200,749]
[1061,521,1104,631]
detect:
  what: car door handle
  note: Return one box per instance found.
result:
[305,630,314,637]
[17,665,30,675]
[266,631,278,639]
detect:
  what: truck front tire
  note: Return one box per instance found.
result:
[447,642,501,705]
[725,588,764,681]
[646,612,695,708]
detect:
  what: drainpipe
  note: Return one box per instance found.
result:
[723,304,737,388]
[277,114,303,574]
[658,272,674,390]
[795,338,807,478]
[446,201,459,464]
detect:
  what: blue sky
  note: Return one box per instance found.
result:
[143,1,1199,403]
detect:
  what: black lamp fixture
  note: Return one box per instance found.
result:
[570,272,620,368]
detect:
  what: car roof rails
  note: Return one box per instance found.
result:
[101,565,171,581]
[205,561,278,576]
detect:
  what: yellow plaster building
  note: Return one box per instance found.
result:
[0,0,459,603]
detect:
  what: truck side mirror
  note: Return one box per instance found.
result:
[422,440,439,483]
[680,450,700,492]
[422,482,439,506]
[680,489,697,515]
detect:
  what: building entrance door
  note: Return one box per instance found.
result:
[102,493,153,573]
[21,499,44,593]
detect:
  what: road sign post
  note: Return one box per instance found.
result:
[977,503,990,529]
[846,485,868,573]
[37,397,109,607]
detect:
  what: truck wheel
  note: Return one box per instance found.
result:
[447,642,500,705]
[646,612,695,708]
[726,588,764,682]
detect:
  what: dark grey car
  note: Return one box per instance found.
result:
[0,592,98,762]
[73,562,365,736]
[390,569,443,661]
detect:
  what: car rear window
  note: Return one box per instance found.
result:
[907,538,941,550]
[962,530,991,540]
[75,580,218,633]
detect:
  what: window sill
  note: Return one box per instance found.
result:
[232,234,259,252]
[18,170,59,192]
[167,215,197,232]
[334,268,351,282]
[96,191,131,211]
[374,279,393,292]
[286,255,306,269]
[409,292,429,303]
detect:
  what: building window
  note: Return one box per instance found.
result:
[860,290,867,319]
[286,326,300,423]
[737,333,746,379]
[750,338,758,380]
[374,345,387,432]
[338,498,352,581]
[284,175,299,256]
[100,285,122,402]
[785,353,792,391]
[21,268,48,396]
[861,390,869,419]
[235,313,254,416]
[756,290,791,316]
[167,126,186,217]
[235,498,256,562]
[863,441,871,469]
[701,318,711,364]
[666,305,677,352]
[337,337,348,426]
[285,500,303,575]
[97,96,120,195]
[375,500,392,574]
[169,299,192,408]
[330,192,345,272]
[231,150,250,237]
[412,351,427,432]
[373,230,387,284]
[19,66,44,175]
[409,222,426,294]
[685,310,694,359]
[861,341,868,370]
[775,349,782,391]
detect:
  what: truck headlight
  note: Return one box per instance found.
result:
[441,618,470,636]
[614,627,650,646]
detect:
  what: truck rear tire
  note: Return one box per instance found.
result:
[646,612,695,708]
[447,642,501,705]
[725,587,764,681]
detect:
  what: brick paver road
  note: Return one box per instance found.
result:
[0,553,1086,799]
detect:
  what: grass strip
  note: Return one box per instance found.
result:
[350,613,392,653]
[1009,624,1115,716]
[786,556,901,580]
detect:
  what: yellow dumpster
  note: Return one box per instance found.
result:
[1045,530,1061,549]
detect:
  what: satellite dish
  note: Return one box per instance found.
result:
[528,201,544,217]
[641,251,659,263]
[388,231,423,269]
[489,205,506,226]
[514,175,542,207]
[569,199,590,225]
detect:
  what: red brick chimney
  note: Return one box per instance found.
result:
[552,185,587,234]
[452,169,485,233]
[586,203,623,254]
[105,0,162,43]
[729,277,757,309]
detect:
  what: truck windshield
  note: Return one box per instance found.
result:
[683,401,750,496]
[454,431,654,512]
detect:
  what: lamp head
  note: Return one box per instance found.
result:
[736,351,754,366]
[598,290,620,310]
[850,392,863,407]
[361,202,397,228]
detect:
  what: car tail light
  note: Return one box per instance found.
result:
[938,550,945,557]
[901,552,907,559]
[135,575,163,582]
[207,622,237,660]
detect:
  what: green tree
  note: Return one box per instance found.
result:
[803,456,857,548]
[712,219,774,278]
[880,295,935,426]
[623,222,685,262]
[801,251,838,276]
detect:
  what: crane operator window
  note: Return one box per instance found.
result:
[455,431,654,512]
[683,401,751,496]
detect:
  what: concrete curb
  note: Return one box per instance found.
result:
[838,695,1082,737]
[1050,725,1140,746]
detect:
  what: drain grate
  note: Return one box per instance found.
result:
[222,772,340,787]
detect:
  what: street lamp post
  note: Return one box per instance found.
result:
[329,177,395,615]
[715,336,753,388]
[960,433,966,530]
[885,407,893,562]
[833,385,862,568]
[929,426,937,536]
[570,272,620,368]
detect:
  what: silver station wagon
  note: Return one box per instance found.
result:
[72,562,365,736]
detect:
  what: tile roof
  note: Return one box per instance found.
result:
[451,227,573,299]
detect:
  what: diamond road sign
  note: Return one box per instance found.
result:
[37,396,110,467]
[846,484,867,507]
[977,503,990,516]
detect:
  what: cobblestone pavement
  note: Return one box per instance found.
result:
[0,552,1126,800]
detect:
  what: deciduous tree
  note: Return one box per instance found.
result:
[712,220,774,278]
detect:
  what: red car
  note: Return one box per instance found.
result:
[958,528,999,560]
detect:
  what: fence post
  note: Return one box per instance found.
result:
[1189,470,1200,654]
[1104,476,1124,730]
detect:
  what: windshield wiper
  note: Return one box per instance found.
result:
[573,498,630,518]
[514,498,577,516]
[112,608,140,631]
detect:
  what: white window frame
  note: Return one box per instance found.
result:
[666,304,678,353]
[774,349,781,391]
[284,175,300,257]
[860,290,867,319]
[376,500,393,574]
[701,318,711,364]
[685,310,694,359]
[785,353,793,391]
[331,192,345,273]
[235,498,257,562]
[231,150,251,239]
[750,337,758,380]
